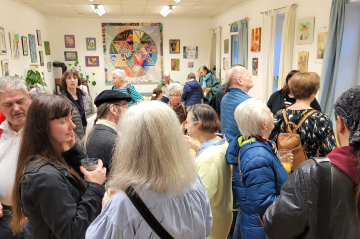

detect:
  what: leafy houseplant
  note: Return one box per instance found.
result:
[68,61,96,86]
[25,70,47,88]
[273,76,279,88]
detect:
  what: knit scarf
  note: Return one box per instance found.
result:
[168,101,183,111]
[65,88,85,118]
[202,73,212,87]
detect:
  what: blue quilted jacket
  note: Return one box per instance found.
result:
[181,80,203,106]
[226,135,288,239]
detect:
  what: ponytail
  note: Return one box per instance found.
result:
[151,88,162,101]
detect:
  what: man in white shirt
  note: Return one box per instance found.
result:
[0,76,31,239]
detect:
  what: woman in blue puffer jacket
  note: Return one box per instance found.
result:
[226,98,289,239]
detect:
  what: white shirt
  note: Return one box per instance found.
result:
[0,120,23,206]
[96,119,118,132]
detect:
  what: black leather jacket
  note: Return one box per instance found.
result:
[20,143,105,239]
[263,159,360,239]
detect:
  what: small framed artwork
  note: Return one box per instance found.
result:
[183,46,198,59]
[65,35,75,48]
[252,58,258,76]
[223,57,229,70]
[0,27,7,54]
[224,39,229,54]
[86,38,96,51]
[64,51,78,61]
[21,36,28,56]
[251,28,261,52]
[28,34,37,63]
[296,17,315,45]
[44,41,51,55]
[9,32,21,59]
[169,39,180,54]
[171,58,180,71]
[47,62,51,72]
[1,59,9,76]
[85,56,99,67]
[36,30,42,46]
[188,62,194,68]
[39,51,44,66]
[315,28,328,63]
[298,52,309,72]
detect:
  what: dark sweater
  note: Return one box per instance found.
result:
[267,90,321,115]
[182,80,203,106]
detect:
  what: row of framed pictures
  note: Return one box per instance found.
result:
[169,39,199,59]
[169,59,196,71]
[1,59,53,77]
[65,35,97,51]
[64,51,99,67]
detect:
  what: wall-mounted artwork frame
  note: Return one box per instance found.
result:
[9,32,21,59]
[315,27,328,63]
[188,62,194,68]
[251,28,261,52]
[298,52,309,72]
[224,39,229,54]
[296,17,315,45]
[44,41,51,55]
[252,58,258,76]
[64,51,78,61]
[28,34,37,63]
[223,57,229,70]
[36,30,42,46]
[65,35,75,48]
[1,59,9,76]
[21,36,28,56]
[171,58,180,71]
[0,27,7,54]
[39,51,44,66]
[86,38,96,51]
[85,56,99,67]
[169,39,180,54]
[183,46,198,59]
[47,62,51,72]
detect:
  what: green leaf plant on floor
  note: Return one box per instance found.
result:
[68,61,96,86]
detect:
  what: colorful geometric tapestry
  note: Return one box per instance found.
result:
[102,23,163,84]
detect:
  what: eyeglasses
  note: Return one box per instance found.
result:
[239,72,251,78]
[113,103,129,108]
[190,105,199,122]
[170,94,181,98]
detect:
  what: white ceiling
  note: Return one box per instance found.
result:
[16,0,250,18]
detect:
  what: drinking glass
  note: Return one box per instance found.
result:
[277,149,292,173]
[81,158,98,171]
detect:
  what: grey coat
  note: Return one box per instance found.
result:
[60,90,95,142]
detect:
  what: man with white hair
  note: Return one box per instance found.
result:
[0,76,31,238]
[157,71,179,88]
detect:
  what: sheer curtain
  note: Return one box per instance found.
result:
[207,29,215,70]
[261,11,276,101]
[216,27,222,80]
[238,19,248,69]
[278,5,295,89]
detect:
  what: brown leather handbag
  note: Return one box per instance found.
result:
[277,109,317,171]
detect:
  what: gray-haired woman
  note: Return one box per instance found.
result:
[167,83,187,126]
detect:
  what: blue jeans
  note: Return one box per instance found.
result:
[0,205,30,239]
[232,211,242,239]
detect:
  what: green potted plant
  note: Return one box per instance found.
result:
[25,69,47,89]
[68,61,96,86]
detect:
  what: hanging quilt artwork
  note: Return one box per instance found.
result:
[102,23,163,84]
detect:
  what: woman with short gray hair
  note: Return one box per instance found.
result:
[167,83,187,128]
[29,86,49,100]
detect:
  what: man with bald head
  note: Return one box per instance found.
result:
[221,65,254,142]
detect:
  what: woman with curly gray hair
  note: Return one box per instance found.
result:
[167,83,187,127]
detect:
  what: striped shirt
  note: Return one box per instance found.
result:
[113,84,144,106]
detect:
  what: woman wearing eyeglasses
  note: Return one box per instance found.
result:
[184,104,233,239]
[167,83,187,129]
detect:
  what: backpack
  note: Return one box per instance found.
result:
[277,109,317,171]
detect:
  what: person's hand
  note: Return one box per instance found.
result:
[102,188,119,211]
[183,135,200,153]
[205,88,211,93]
[20,217,28,225]
[201,86,206,93]
[80,159,107,185]
[0,202,3,218]
[60,132,76,152]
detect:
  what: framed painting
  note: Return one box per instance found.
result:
[171,58,180,71]
[252,58,258,76]
[86,38,96,51]
[21,36,28,56]
[169,39,180,54]
[65,35,75,48]
[188,62,194,68]
[36,30,42,46]
[298,52,309,72]
[296,17,315,45]
[224,39,229,54]
[39,51,44,66]
[315,28,328,63]
[223,57,229,70]
[1,59,9,76]
[183,46,198,59]
[64,51,78,61]
[85,56,99,67]
[47,62,51,72]
[9,32,21,59]
[44,41,51,55]
[0,27,6,54]
[28,34,37,63]
[251,28,261,52]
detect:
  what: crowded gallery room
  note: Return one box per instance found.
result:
[0,0,360,238]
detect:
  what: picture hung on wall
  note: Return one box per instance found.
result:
[251,28,261,52]
[171,59,180,71]
[0,27,7,54]
[47,62,51,72]
[64,51,78,61]
[102,23,164,84]
[85,56,100,67]
[1,59,9,76]
[9,32,20,59]
[315,28,328,63]
[44,41,51,55]
[188,62,194,68]
[169,39,180,54]
[86,38,96,51]
[36,30,42,46]
[298,52,309,72]
[223,57,228,70]
[65,35,75,48]
[39,51,44,66]
[296,17,315,45]
[224,39,229,54]
[252,58,258,76]
[183,46,198,59]
[28,34,37,63]
[21,36,28,56]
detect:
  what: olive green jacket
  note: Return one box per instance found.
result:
[199,75,221,101]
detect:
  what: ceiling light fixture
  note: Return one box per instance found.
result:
[160,5,176,17]
[173,0,181,3]
[90,4,106,16]
[89,0,94,2]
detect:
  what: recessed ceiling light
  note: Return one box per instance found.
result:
[89,0,94,2]
[173,0,181,3]
[160,5,176,17]
[90,4,106,16]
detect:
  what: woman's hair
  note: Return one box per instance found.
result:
[10,95,84,233]
[29,85,49,100]
[107,101,197,194]
[281,70,300,95]
[151,88,162,100]
[188,72,196,80]
[60,69,81,88]
[112,69,126,81]
[289,72,320,100]
[200,66,210,74]
[167,83,183,96]
[188,104,220,134]
[234,98,270,140]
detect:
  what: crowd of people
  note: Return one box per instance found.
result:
[0,64,359,239]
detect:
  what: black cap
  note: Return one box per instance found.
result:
[94,90,132,107]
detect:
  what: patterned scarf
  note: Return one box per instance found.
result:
[168,101,183,111]
[202,73,212,87]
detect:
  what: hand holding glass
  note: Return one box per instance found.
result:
[277,149,292,173]
[81,158,99,171]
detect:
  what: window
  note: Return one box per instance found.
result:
[230,33,239,66]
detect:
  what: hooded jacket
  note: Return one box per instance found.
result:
[263,146,360,239]
[182,80,203,106]
[226,135,289,239]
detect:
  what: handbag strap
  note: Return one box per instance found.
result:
[125,187,174,239]
[312,157,331,239]
[293,109,317,132]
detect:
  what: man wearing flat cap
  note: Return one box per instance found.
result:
[82,90,132,173]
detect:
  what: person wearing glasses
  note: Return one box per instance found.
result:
[198,66,221,104]
[167,83,187,129]
[82,90,132,173]
[221,65,254,143]
[184,104,233,239]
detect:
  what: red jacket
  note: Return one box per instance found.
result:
[0,109,5,135]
